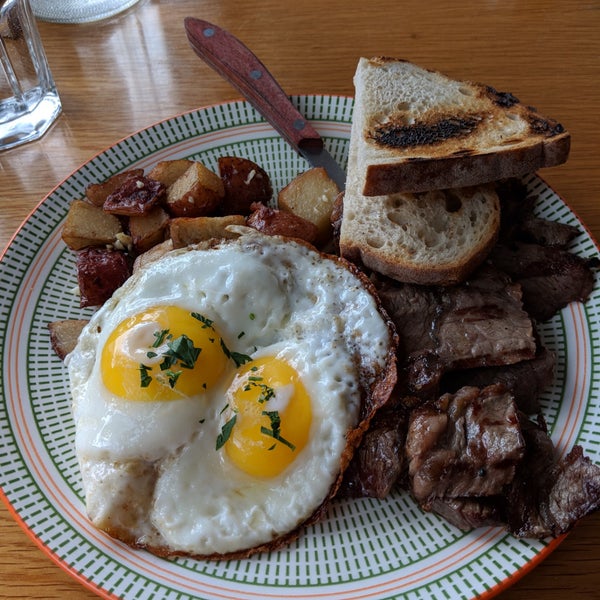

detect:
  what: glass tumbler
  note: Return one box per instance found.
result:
[0,0,61,150]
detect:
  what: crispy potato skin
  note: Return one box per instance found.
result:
[103,176,166,216]
[278,167,340,246]
[48,319,89,360]
[85,169,145,207]
[165,163,225,217]
[62,199,123,250]
[76,247,131,308]
[129,207,170,254]
[170,215,245,248]
[246,202,319,245]
[218,156,273,215]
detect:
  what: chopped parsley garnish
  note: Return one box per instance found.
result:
[220,338,252,367]
[138,334,201,390]
[216,414,237,450]
[243,376,275,404]
[261,410,296,451]
[165,334,201,369]
[139,364,152,388]
[164,369,182,388]
[249,313,256,320]
[152,328,171,347]
[191,312,214,329]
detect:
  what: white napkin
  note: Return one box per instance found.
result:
[29,0,141,23]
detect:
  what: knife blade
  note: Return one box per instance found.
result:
[184,17,346,191]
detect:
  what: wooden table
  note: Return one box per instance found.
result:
[1,0,599,597]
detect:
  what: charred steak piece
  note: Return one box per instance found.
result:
[489,242,596,322]
[441,345,556,414]
[505,415,600,538]
[341,400,410,498]
[497,178,581,248]
[406,384,525,509]
[376,266,537,398]
[435,266,536,370]
[430,496,505,530]
[375,279,440,359]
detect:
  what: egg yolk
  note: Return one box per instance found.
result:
[101,305,228,401]
[223,357,312,478]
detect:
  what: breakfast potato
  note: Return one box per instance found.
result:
[48,319,89,360]
[170,215,245,248]
[85,169,144,207]
[218,156,273,215]
[103,175,166,216]
[247,202,319,245]
[166,162,225,217]
[77,247,131,308]
[277,167,340,246]
[62,199,123,250]
[132,239,173,273]
[128,206,170,254]
[147,159,194,187]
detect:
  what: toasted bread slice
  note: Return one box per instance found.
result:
[355,57,570,196]
[339,188,500,286]
[339,111,501,285]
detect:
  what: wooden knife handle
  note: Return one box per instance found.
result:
[184,17,323,153]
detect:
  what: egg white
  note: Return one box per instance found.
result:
[151,340,358,555]
[68,232,395,556]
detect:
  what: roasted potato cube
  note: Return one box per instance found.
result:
[170,215,245,248]
[103,176,165,216]
[48,319,89,360]
[128,206,170,254]
[77,247,131,308]
[165,162,225,217]
[147,159,195,187]
[246,202,319,245]
[62,199,123,250]
[85,169,144,207]
[218,156,273,215]
[277,167,340,245]
[133,239,173,274]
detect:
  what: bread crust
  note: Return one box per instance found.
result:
[364,133,570,196]
[357,57,571,196]
[339,187,501,286]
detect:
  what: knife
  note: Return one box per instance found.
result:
[184,17,346,191]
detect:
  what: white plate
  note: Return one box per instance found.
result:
[1,96,599,600]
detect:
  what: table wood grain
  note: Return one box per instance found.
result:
[1,0,599,597]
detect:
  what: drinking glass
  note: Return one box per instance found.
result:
[29,0,141,24]
[0,0,61,150]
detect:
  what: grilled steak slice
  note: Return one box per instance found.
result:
[406,385,525,508]
[375,279,440,358]
[341,400,409,498]
[489,242,596,322]
[497,179,581,248]
[436,266,536,370]
[430,497,505,530]
[375,266,537,398]
[441,346,556,414]
[515,217,581,248]
[506,415,600,538]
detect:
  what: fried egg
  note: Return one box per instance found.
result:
[68,231,397,558]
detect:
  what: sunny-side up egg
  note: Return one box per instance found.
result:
[67,231,397,558]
